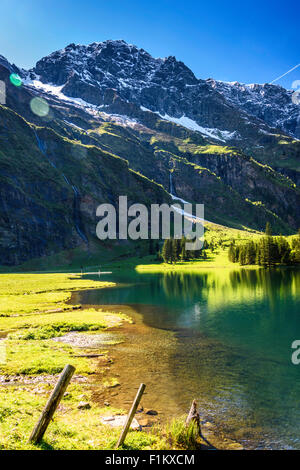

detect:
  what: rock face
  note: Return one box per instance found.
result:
[0,40,299,265]
[32,40,300,142]
[209,79,300,139]
[0,62,171,265]
[0,55,21,75]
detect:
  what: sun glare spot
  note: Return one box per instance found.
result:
[9,73,22,87]
[30,97,50,117]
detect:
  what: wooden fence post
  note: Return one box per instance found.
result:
[29,364,75,444]
[116,383,146,448]
[186,399,201,436]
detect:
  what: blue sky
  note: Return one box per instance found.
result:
[0,0,299,89]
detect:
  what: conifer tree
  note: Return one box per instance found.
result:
[172,238,181,263]
[261,223,276,267]
[245,241,256,265]
[277,235,291,264]
[255,242,261,265]
[291,229,300,263]
[234,245,240,263]
[228,243,235,263]
[193,245,202,259]
[180,236,188,261]
[228,232,294,267]
[162,239,172,263]
[265,222,272,236]
[239,245,246,265]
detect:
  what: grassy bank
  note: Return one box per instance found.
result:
[135,250,240,272]
[0,273,156,449]
[0,272,210,450]
[0,223,262,274]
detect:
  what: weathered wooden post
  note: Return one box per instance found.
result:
[116,383,146,448]
[29,364,75,444]
[186,399,201,436]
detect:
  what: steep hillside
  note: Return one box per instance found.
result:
[0,40,299,265]
[0,105,171,264]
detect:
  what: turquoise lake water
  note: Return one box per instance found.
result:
[78,267,300,449]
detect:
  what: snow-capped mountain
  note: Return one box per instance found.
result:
[29,40,300,143]
[209,79,300,139]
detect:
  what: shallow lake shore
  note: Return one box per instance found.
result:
[76,266,300,450]
[0,272,244,450]
[72,296,245,450]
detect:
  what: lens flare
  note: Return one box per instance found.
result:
[9,73,22,87]
[30,97,50,117]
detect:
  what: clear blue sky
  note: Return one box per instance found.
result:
[1,0,299,89]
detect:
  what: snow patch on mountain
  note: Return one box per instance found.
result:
[25,78,143,129]
[141,106,238,141]
[63,120,86,131]
[100,112,139,128]
[24,78,100,110]
[157,111,239,142]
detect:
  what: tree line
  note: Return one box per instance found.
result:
[161,237,208,263]
[228,223,300,267]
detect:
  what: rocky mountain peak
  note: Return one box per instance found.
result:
[26,40,300,141]
[0,54,21,75]
[208,79,299,137]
